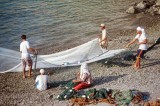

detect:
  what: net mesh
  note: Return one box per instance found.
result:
[0,39,125,73]
[0,47,21,73]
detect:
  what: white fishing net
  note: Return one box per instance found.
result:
[0,39,125,73]
[0,47,21,73]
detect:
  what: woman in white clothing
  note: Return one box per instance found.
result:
[72,63,92,91]
[126,27,148,69]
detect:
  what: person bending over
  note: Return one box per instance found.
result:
[126,27,148,69]
[72,63,92,91]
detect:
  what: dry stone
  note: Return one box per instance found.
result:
[126,0,160,15]
[156,0,160,6]
[136,1,147,10]
[126,6,136,14]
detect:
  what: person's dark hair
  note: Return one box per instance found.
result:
[21,35,26,39]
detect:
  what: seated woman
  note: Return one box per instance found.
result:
[35,69,48,91]
[72,63,92,91]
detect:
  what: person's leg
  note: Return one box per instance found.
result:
[74,82,90,91]
[104,45,107,49]
[28,66,32,77]
[134,50,140,68]
[22,59,26,79]
[27,59,33,77]
[98,38,103,48]
[101,41,107,49]
[135,57,141,69]
[134,50,143,69]
[135,49,141,57]
[23,69,26,78]
[140,50,146,59]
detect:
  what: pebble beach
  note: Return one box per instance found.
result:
[0,0,160,106]
[0,13,160,106]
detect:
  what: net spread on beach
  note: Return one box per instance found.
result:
[0,39,125,73]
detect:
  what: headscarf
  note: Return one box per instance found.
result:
[136,26,142,31]
[80,63,90,79]
[137,26,145,36]
[141,28,145,35]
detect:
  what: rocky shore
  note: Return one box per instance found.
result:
[126,0,160,15]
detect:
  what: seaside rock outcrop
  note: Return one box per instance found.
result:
[136,1,147,10]
[156,0,160,6]
[126,0,160,15]
[126,6,137,14]
[151,5,160,15]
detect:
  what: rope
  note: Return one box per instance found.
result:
[122,44,137,57]
[33,54,37,71]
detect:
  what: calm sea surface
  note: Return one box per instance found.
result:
[0,0,137,51]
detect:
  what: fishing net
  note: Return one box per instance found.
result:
[0,39,125,73]
[0,47,21,73]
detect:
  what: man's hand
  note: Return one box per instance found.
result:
[72,79,81,83]
[34,49,38,55]
[72,79,77,82]
[126,44,130,48]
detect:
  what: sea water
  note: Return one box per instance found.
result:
[0,0,137,52]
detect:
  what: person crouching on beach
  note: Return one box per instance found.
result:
[20,35,37,79]
[98,23,108,49]
[126,27,148,69]
[72,63,92,91]
[35,69,49,91]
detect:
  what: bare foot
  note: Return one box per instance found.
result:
[134,66,140,70]
[133,64,140,70]
[28,73,32,77]
[23,76,26,79]
[133,63,136,68]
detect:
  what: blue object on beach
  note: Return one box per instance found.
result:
[36,81,39,87]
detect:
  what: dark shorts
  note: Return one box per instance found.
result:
[22,57,32,68]
[136,49,146,58]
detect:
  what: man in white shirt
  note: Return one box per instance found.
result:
[98,23,108,49]
[20,35,37,78]
[35,69,48,91]
[126,27,148,69]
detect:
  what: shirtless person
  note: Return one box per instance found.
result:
[98,23,108,49]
